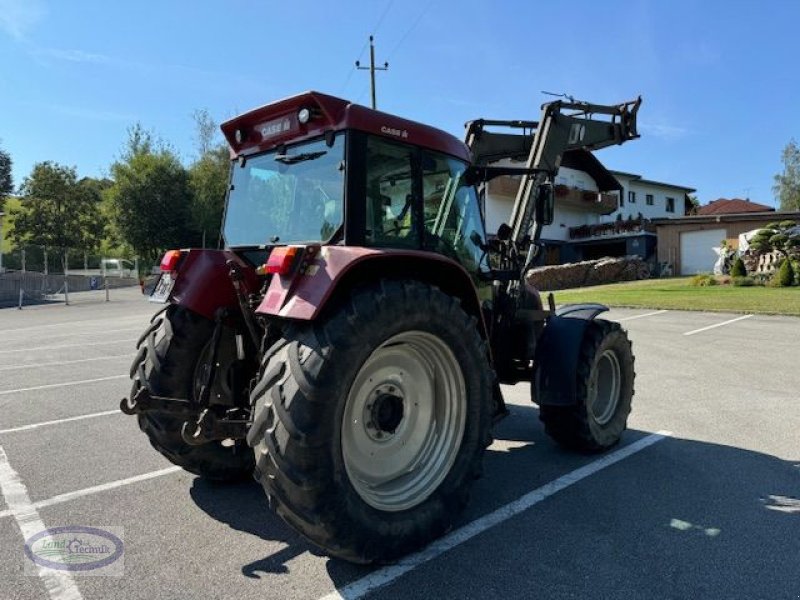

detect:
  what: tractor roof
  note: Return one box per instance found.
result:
[221,91,470,162]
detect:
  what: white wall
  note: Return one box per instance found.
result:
[484,161,603,239]
[483,163,689,242]
[608,173,684,221]
[554,166,599,193]
[545,206,600,241]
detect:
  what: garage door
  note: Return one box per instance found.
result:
[680,229,726,275]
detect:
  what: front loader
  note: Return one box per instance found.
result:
[122,91,641,563]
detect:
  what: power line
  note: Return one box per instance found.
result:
[387,1,434,58]
[339,1,393,94]
[372,0,394,36]
[339,38,369,93]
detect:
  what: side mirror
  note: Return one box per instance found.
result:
[535,184,554,226]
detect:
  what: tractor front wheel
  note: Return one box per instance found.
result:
[539,319,634,452]
[247,280,493,563]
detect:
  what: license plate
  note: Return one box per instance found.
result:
[149,272,175,303]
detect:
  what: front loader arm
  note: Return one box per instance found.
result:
[465,96,641,245]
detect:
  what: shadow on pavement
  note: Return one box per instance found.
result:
[188,476,368,584]
[190,405,799,598]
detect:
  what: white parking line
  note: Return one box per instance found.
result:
[0,445,83,600]
[616,309,669,322]
[320,431,671,600]
[0,375,128,396]
[0,339,138,355]
[0,314,147,334]
[2,326,144,343]
[0,410,122,435]
[0,466,183,521]
[683,314,753,336]
[0,354,134,372]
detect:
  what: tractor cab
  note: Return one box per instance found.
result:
[220,91,490,280]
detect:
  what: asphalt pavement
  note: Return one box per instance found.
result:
[0,289,798,599]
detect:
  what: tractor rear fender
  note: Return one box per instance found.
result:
[163,249,259,321]
[256,246,490,341]
[533,304,609,407]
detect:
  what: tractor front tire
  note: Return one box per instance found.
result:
[247,280,493,563]
[129,305,255,481]
[539,319,634,452]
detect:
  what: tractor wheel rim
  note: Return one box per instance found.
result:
[589,349,621,426]
[342,331,466,512]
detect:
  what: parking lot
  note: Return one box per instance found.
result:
[1,289,798,600]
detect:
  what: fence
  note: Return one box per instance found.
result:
[0,245,142,308]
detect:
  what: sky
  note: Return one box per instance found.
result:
[1,0,799,207]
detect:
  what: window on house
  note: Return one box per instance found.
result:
[646,194,654,206]
[628,190,636,203]
[666,197,675,213]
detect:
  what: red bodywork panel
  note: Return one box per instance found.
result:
[169,249,259,321]
[221,91,471,163]
[256,246,486,329]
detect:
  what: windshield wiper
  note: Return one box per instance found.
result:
[274,151,327,165]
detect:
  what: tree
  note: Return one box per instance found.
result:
[108,126,195,265]
[192,109,218,157]
[773,140,800,211]
[749,220,800,259]
[686,194,700,215]
[11,162,107,267]
[188,110,230,247]
[774,258,795,287]
[731,256,747,277]
[188,146,229,247]
[0,141,13,209]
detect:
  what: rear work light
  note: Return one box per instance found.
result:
[160,250,183,272]
[265,246,300,275]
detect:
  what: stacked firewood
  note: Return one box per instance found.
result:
[526,256,650,291]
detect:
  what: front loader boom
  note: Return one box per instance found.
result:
[466,97,641,246]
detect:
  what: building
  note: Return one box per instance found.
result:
[484,157,695,266]
[654,211,800,275]
[696,198,774,215]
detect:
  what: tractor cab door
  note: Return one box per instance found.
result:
[360,135,490,281]
[420,151,491,279]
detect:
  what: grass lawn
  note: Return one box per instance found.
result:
[552,277,800,316]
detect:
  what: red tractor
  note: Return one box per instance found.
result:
[123,91,641,563]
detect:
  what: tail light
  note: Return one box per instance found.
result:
[160,250,183,272]
[264,246,300,275]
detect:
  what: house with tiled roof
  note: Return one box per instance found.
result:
[696,198,774,215]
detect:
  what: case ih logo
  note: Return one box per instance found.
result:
[260,117,292,139]
[381,126,408,139]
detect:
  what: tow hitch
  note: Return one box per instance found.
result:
[120,306,252,444]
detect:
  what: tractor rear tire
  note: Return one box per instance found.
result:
[129,305,255,481]
[539,319,634,452]
[247,280,493,563]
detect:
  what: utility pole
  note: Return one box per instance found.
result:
[355,35,388,109]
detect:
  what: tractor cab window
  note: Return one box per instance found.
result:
[223,134,345,247]
[422,152,490,275]
[364,137,417,247]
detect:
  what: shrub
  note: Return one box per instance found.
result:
[774,259,795,287]
[689,274,718,287]
[732,276,756,287]
[731,257,747,277]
